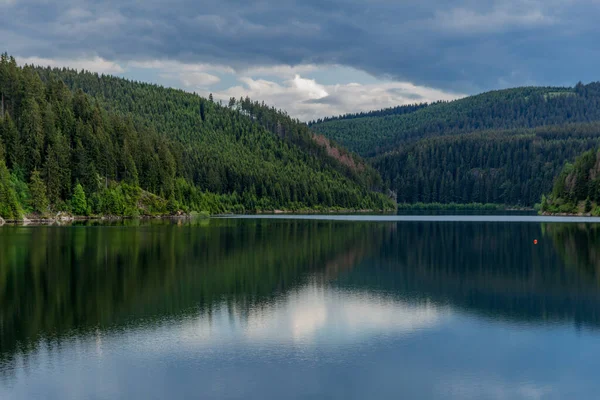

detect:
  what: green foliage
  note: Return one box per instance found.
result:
[310,82,600,207]
[92,183,142,217]
[71,183,88,216]
[0,219,384,357]
[396,202,503,211]
[312,85,600,157]
[28,170,48,215]
[0,53,394,217]
[374,124,600,206]
[10,171,31,214]
[309,103,429,125]
[0,160,21,219]
[543,148,600,214]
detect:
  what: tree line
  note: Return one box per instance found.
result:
[307,102,430,126]
[311,84,600,157]
[373,123,600,206]
[541,147,600,215]
[0,54,394,219]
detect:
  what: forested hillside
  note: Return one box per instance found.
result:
[0,54,394,220]
[541,148,600,215]
[375,123,600,206]
[311,82,600,207]
[312,84,600,156]
[309,103,429,125]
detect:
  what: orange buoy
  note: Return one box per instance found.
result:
[534,239,538,245]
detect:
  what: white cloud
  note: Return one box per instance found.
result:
[128,59,232,89]
[290,74,328,99]
[127,59,234,75]
[208,69,464,121]
[164,71,220,88]
[243,285,443,343]
[18,56,125,74]
[16,55,463,121]
[182,72,220,87]
[126,284,446,352]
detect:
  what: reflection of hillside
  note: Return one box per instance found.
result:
[0,219,388,362]
[334,222,600,327]
[545,223,600,285]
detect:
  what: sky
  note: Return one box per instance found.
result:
[2,0,599,121]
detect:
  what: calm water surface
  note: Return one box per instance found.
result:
[2,216,600,399]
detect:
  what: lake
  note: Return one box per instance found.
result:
[2,216,600,399]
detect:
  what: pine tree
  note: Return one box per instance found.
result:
[0,159,22,219]
[29,170,48,214]
[20,98,44,174]
[1,113,19,170]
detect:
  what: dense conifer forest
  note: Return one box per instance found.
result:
[541,148,600,215]
[311,83,600,207]
[5,51,600,215]
[0,54,394,220]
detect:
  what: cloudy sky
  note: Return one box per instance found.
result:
[2,0,598,121]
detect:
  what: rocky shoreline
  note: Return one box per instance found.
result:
[539,211,597,217]
[0,208,395,226]
[0,213,195,226]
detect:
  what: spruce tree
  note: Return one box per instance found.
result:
[0,159,21,219]
[29,170,48,215]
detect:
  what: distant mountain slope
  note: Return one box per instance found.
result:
[0,54,394,219]
[34,66,384,191]
[311,84,600,157]
[310,82,600,207]
[309,103,429,125]
[374,123,600,206]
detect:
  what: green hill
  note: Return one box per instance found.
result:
[311,83,600,207]
[374,123,600,206]
[0,54,394,220]
[311,85,600,157]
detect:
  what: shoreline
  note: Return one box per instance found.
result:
[0,214,195,226]
[0,209,394,226]
[539,211,596,217]
[0,206,540,226]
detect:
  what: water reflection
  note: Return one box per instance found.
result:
[0,220,389,361]
[335,221,600,327]
[1,218,600,399]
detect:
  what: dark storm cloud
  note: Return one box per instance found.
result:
[1,0,598,92]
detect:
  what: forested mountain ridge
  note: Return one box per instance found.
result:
[311,84,600,157]
[310,82,600,207]
[374,123,600,206]
[308,103,430,126]
[0,54,394,220]
[33,66,383,190]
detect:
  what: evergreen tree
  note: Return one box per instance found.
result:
[0,54,394,217]
[29,170,48,214]
[0,159,21,219]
